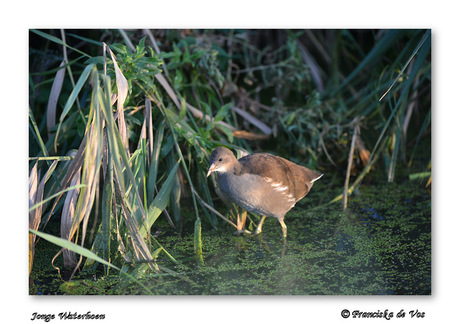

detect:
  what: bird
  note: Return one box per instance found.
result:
[207,146,323,238]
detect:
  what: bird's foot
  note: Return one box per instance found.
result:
[253,216,266,235]
[233,229,252,236]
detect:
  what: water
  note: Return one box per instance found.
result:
[31,181,431,295]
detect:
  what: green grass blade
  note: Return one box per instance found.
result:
[106,44,129,151]
[330,30,406,97]
[157,102,201,224]
[409,172,431,180]
[29,108,49,158]
[30,229,155,294]
[30,229,120,271]
[167,152,181,224]
[70,74,105,271]
[194,218,205,266]
[47,61,66,135]
[143,160,180,236]
[99,150,114,273]
[99,75,147,224]
[150,236,180,265]
[30,29,91,59]
[380,30,431,101]
[147,122,165,205]
[67,33,104,47]
[29,156,73,161]
[55,64,95,151]
[29,184,87,212]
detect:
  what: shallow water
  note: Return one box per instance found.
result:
[31,181,431,295]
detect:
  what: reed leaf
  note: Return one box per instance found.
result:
[113,172,158,271]
[54,64,94,151]
[194,218,205,266]
[60,151,80,268]
[32,228,120,270]
[383,31,431,182]
[105,43,129,153]
[33,228,157,294]
[30,29,91,59]
[84,146,115,273]
[29,160,59,274]
[146,98,154,160]
[100,146,114,273]
[46,61,66,136]
[409,171,431,181]
[342,120,359,210]
[67,76,104,277]
[29,156,73,161]
[98,74,158,270]
[380,30,431,101]
[29,108,49,159]
[156,99,202,228]
[331,30,406,97]
[147,121,165,205]
[28,163,40,275]
[29,183,86,212]
[142,160,180,237]
[99,75,147,226]
[167,152,181,225]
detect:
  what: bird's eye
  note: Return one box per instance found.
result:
[218,158,223,162]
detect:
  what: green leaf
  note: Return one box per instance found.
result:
[30,228,156,294]
[29,229,121,271]
[55,64,95,150]
[143,160,180,236]
[409,172,431,180]
[380,30,431,101]
[332,30,406,96]
[135,36,146,58]
[214,103,232,122]
[217,124,234,143]
[194,218,205,266]
[148,123,165,204]
[29,108,49,158]
[30,29,91,58]
[178,97,187,121]
[110,43,128,55]
[29,184,87,212]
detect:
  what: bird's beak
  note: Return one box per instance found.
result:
[207,163,217,178]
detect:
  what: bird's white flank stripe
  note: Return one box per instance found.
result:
[271,182,288,191]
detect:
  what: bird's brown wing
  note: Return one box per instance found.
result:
[237,153,321,200]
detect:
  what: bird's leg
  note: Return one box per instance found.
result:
[253,216,266,235]
[279,219,287,238]
[238,209,247,230]
[233,207,251,235]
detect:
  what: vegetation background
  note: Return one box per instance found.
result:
[28,28,431,294]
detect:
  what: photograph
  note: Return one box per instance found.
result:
[28,28,431,297]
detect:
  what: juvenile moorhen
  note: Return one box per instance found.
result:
[207,147,323,237]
